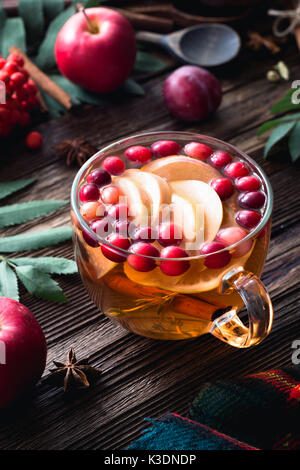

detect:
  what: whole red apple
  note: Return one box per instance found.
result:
[55,7,136,93]
[0,297,47,408]
[163,65,222,121]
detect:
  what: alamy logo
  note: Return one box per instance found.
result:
[0,80,6,104]
[291,80,300,105]
[0,340,6,365]
[291,340,300,365]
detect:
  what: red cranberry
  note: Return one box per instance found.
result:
[7,52,24,66]
[0,70,10,85]
[100,185,120,204]
[10,71,26,89]
[102,156,125,176]
[158,222,183,247]
[79,183,100,202]
[236,176,261,192]
[87,169,111,187]
[3,61,18,74]
[101,234,131,262]
[114,219,133,237]
[107,203,130,221]
[200,242,231,269]
[160,246,190,276]
[209,150,232,168]
[25,131,42,150]
[210,178,234,200]
[236,210,262,230]
[80,201,106,222]
[82,229,99,248]
[125,145,152,163]
[127,242,160,272]
[183,142,212,161]
[132,226,157,243]
[238,191,265,210]
[216,227,252,258]
[90,218,112,237]
[151,140,181,157]
[225,161,250,180]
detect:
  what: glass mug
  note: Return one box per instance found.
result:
[71,132,273,348]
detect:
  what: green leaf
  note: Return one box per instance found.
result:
[84,0,101,7]
[288,121,300,162]
[264,121,295,159]
[121,79,145,96]
[50,75,107,106]
[0,261,19,301]
[0,226,73,253]
[44,0,65,21]
[0,200,68,229]
[134,51,166,73]
[0,178,36,201]
[270,89,300,115]
[1,18,26,58]
[257,112,300,136]
[15,265,67,302]
[12,257,78,275]
[19,0,44,46]
[35,4,76,70]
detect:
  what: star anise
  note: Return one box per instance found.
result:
[246,31,286,54]
[50,348,101,393]
[54,137,97,167]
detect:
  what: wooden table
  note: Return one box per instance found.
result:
[0,9,300,450]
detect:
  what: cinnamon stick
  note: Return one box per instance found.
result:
[104,271,217,322]
[111,8,174,33]
[10,46,72,110]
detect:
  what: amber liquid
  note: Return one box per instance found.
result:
[73,221,270,340]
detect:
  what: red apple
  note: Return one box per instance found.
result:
[55,7,136,93]
[0,298,47,408]
[163,65,222,121]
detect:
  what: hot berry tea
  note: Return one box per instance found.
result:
[71,132,273,348]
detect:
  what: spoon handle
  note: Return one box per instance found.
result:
[136,31,165,47]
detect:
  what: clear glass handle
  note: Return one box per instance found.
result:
[210,268,273,348]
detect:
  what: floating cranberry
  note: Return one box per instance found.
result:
[82,229,99,248]
[125,145,152,163]
[225,161,250,180]
[87,169,111,187]
[216,227,253,258]
[151,140,181,157]
[127,242,160,272]
[210,177,234,200]
[102,156,125,176]
[158,222,183,247]
[160,246,190,276]
[80,201,106,222]
[236,210,262,230]
[79,183,100,202]
[114,219,134,237]
[100,185,120,204]
[107,203,130,221]
[235,176,261,192]
[200,241,231,269]
[238,191,266,210]
[183,142,212,161]
[101,234,131,262]
[132,226,157,243]
[209,150,232,169]
[90,218,112,238]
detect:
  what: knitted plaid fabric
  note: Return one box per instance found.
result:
[128,366,300,450]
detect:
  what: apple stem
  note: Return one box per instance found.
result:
[76,3,98,34]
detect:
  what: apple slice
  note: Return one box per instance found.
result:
[170,180,223,243]
[143,155,220,183]
[124,169,171,225]
[113,176,150,226]
[171,193,204,248]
